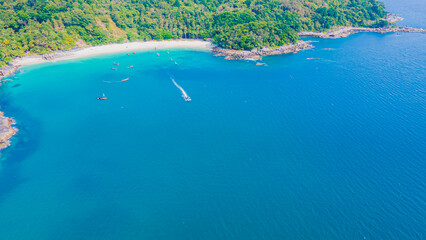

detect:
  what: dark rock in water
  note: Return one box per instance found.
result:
[12,84,21,88]
[0,112,17,152]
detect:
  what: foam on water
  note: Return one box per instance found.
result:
[171,78,191,101]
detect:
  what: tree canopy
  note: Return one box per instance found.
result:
[0,0,387,66]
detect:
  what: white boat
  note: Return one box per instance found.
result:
[97,93,107,100]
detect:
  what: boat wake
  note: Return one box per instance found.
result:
[171,78,191,102]
[102,78,129,83]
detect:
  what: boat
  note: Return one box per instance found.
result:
[184,96,191,102]
[111,68,117,70]
[127,65,133,69]
[121,78,130,82]
[113,62,119,65]
[97,93,107,100]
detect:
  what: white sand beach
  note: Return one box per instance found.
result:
[13,40,214,66]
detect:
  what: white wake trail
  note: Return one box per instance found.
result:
[171,78,191,101]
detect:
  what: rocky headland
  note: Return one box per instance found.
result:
[0,112,17,152]
[0,64,20,81]
[212,41,314,60]
[299,26,425,39]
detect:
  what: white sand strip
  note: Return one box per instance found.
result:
[13,40,214,66]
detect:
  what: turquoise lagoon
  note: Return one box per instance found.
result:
[0,2,425,240]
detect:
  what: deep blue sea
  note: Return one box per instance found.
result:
[0,1,425,239]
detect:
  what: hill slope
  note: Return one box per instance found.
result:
[0,0,387,66]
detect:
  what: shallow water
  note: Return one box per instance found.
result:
[0,3,425,240]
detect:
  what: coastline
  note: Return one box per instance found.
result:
[1,23,424,77]
[0,112,16,153]
[0,39,213,80]
[0,18,425,152]
[299,26,425,39]
[212,41,314,60]
[0,39,213,153]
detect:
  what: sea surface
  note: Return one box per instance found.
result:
[0,1,425,239]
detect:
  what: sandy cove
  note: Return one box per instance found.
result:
[0,40,213,80]
[0,39,213,153]
[0,39,315,78]
[17,40,213,66]
[0,23,424,152]
[0,39,312,153]
[1,24,425,77]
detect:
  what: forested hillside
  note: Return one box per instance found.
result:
[0,0,387,66]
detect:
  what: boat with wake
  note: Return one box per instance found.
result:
[171,78,191,102]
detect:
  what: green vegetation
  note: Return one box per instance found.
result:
[0,0,387,66]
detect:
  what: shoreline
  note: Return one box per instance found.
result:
[1,24,424,77]
[0,40,213,80]
[212,41,314,60]
[299,26,425,39]
[0,112,17,153]
[0,40,214,79]
[0,19,425,152]
[0,39,213,153]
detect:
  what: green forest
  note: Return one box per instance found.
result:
[0,0,387,66]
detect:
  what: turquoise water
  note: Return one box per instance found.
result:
[1,4,425,240]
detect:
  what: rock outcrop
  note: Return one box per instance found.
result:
[299,26,426,39]
[212,41,314,60]
[0,112,17,152]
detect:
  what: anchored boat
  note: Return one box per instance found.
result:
[97,93,107,100]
